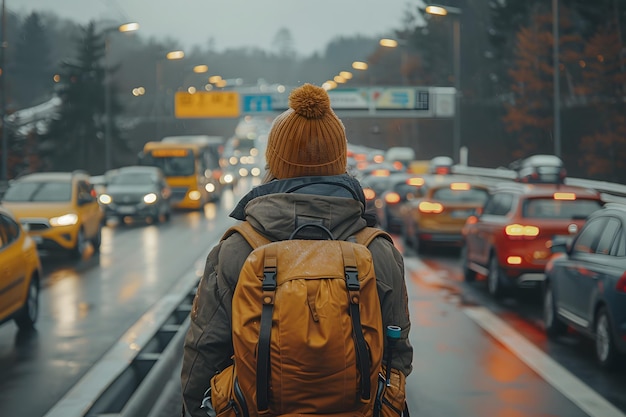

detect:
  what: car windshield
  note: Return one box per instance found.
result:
[3,181,72,202]
[143,154,195,177]
[109,173,155,185]
[523,198,602,219]
[431,187,489,203]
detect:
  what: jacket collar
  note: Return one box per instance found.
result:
[229,174,367,221]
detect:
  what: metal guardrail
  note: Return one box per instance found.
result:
[44,263,202,417]
[451,164,626,201]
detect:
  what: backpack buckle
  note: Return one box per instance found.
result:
[345,267,360,291]
[262,267,277,291]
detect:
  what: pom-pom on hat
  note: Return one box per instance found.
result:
[265,83,347,179]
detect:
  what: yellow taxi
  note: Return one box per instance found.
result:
[1,171,104,258]
[400,175,491,253]
[0,205,42,330]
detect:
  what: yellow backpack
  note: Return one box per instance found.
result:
[207,221,395,417]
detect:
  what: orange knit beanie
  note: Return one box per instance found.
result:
[265,83,347,179]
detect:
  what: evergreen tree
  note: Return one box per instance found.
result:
[43,21,125,174]
[12,13,53,107]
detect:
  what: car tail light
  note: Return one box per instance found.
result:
[507,256,522,265]
[554,192,576,200]
[617,272,626,293]
[435,166,450,175]
[419,201,444,214]
[407,177,425,187]
[363,188,376,200]
[450,182,470,191]
[384,192,401,204]
[392,161,404,170]
[372,169,390,177]
[505,223,540,239]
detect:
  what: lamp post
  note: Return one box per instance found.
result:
[379,38,409,85]
[552,0,561,158]
[103,22,139,172]
[425,4,463,164]
[1,0,7,182]
[154,50,185,139]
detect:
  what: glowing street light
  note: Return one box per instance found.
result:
[104,22,139,171]
[379,38,399,48]
[352,61,369,71]
[166,50,184,60]
[425,4,463,163]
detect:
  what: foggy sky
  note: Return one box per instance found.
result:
[13,0,422,56]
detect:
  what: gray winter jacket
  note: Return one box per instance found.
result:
[181,174,413,417]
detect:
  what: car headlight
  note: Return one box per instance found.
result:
[50,213,79,227]
[188,190,202,201]
[143,193,158,204]
[99,194,112,205]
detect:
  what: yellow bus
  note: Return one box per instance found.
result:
[140,136,224,210]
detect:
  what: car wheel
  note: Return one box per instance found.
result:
[14,276,39,330]
[595,307,621,369]
[487,254,505,299]
[460,245,476,282]
[71,228,87,258]
[91,225,102,252]
[543,281,566,337]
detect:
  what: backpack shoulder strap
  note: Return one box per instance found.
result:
[353,227,393,247]
[222,221,271,249]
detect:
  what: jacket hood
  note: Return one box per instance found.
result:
[230,174,373,241]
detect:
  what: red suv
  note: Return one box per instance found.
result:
[461,182,603,298]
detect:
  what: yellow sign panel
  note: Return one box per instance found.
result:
[174,91,240,118]
[151,149,188,157]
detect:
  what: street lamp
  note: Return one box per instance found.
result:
[552,0,561,158]
[104,22,139,172]
[379,38,409,85]
[154,50,185,138]
[425,4,463,164]
[1,0,7,182]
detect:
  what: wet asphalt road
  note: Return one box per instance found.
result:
[1,178,625,417]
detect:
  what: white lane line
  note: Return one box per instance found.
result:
[404,257,447,286]
[464,306,626,417]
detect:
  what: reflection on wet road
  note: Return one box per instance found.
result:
[0,184,246,417]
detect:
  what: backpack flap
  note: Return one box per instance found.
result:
[232,239,384,416]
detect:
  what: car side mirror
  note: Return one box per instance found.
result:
[78,195,93,206]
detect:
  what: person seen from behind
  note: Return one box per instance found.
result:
[181,83,413,417]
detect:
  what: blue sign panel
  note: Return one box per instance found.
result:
[391,91,410,106]
[243,94,273,112]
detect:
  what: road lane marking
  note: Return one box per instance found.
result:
[464,306,626,417]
